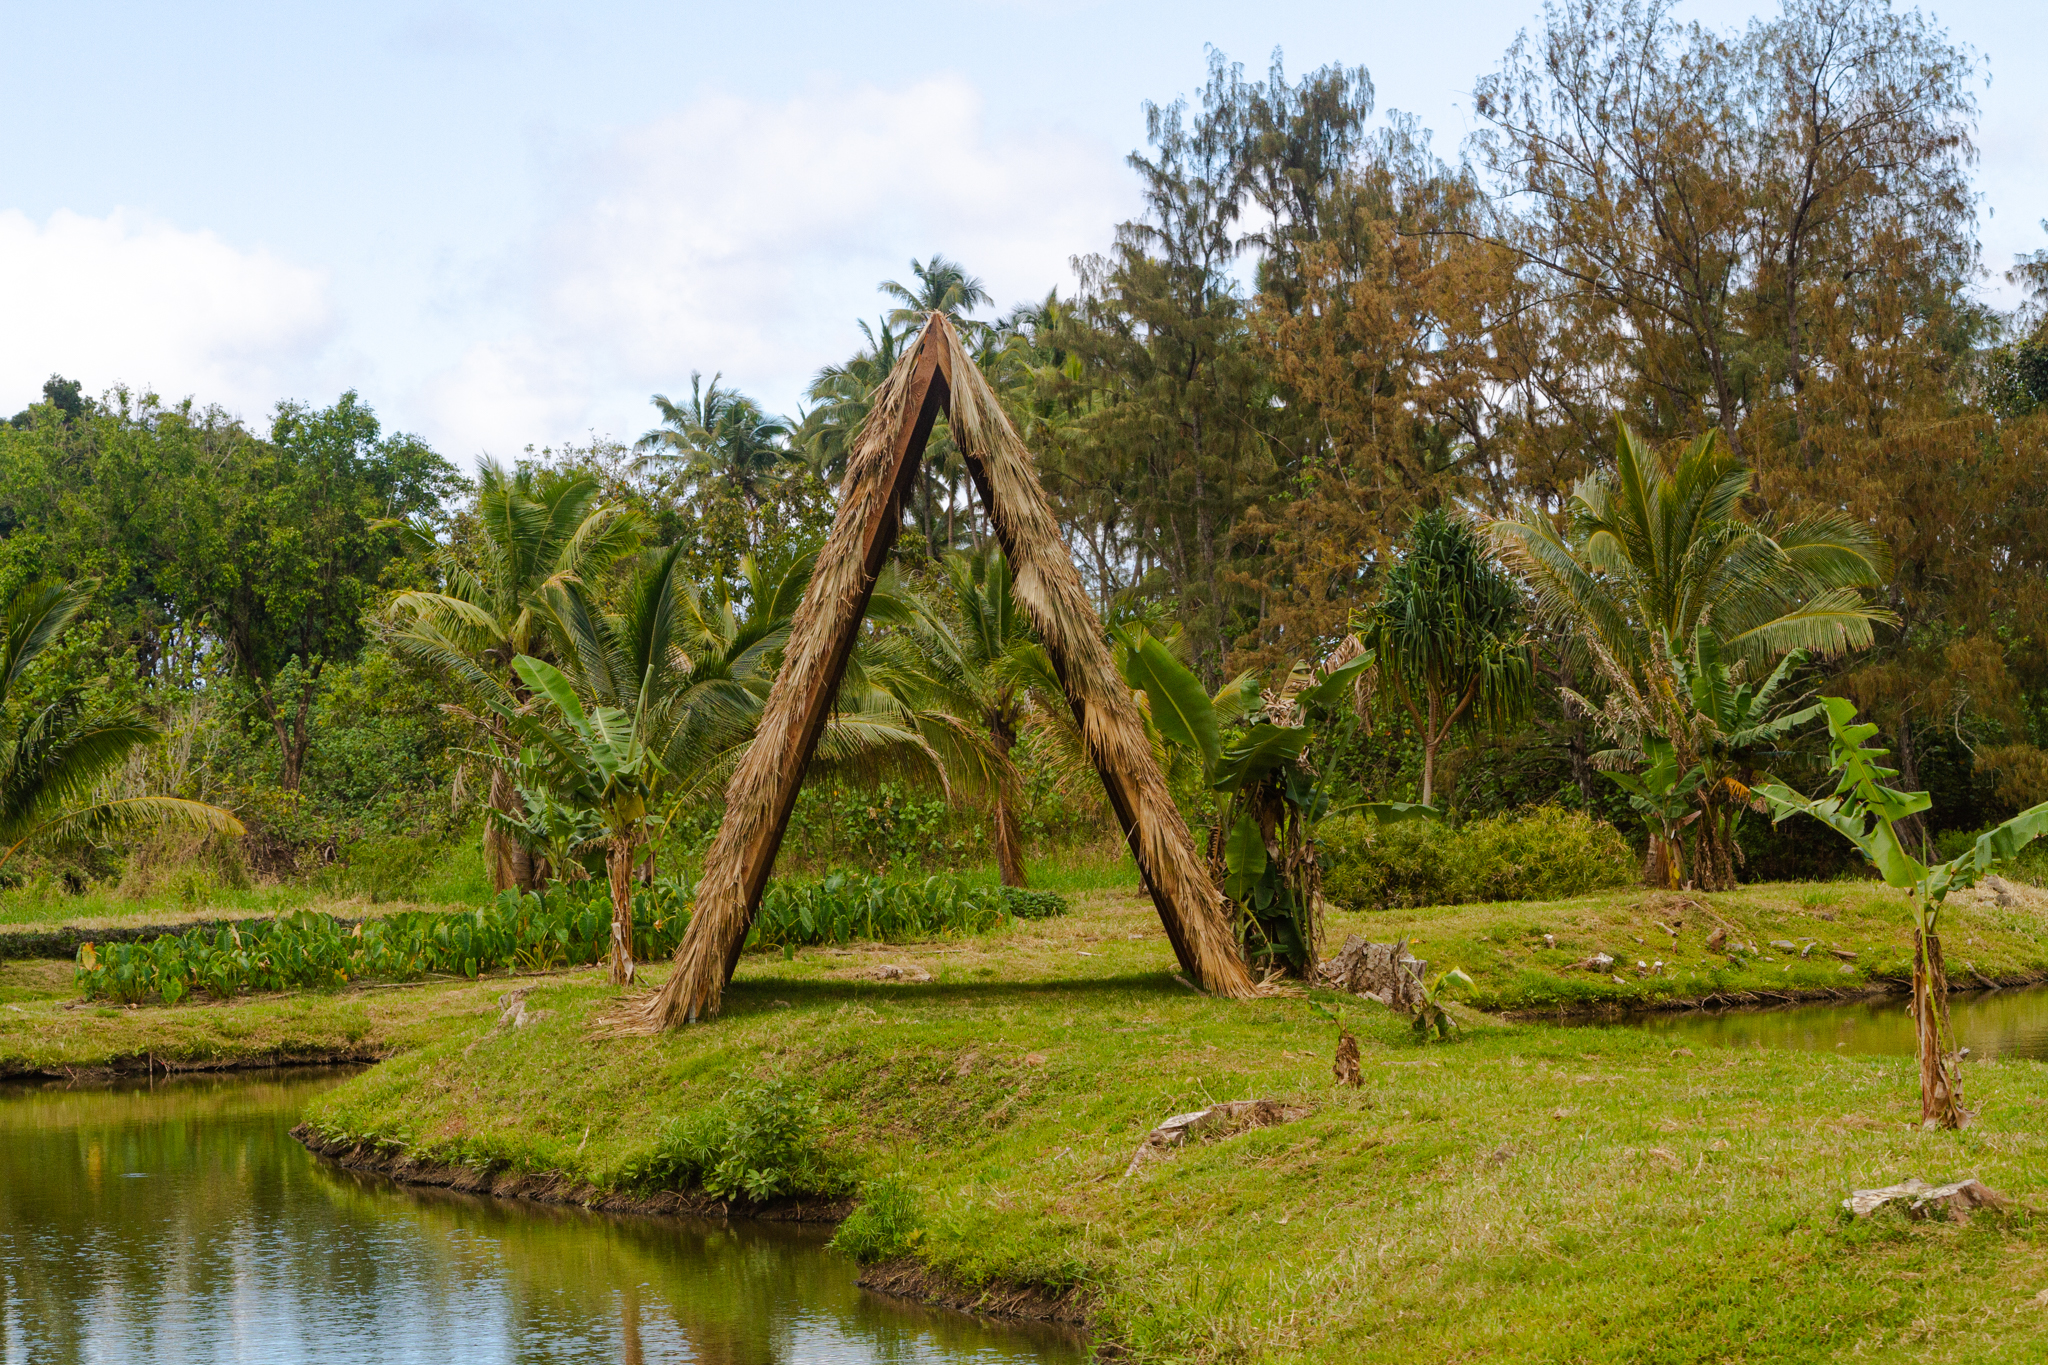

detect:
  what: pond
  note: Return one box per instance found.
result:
[1581,983,2048,1060]
[0,1070,1081,1364]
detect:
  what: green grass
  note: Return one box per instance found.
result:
[1334,876,2048,1011]
[284,884,2047,1363]
[13,875,2048,1360]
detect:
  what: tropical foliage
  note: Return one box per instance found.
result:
[1,580,241,875]
[7,4,2047,967]
[1759,699,2048,1128]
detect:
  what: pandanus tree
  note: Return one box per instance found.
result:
[1354,507,1533,806]
[1759,699,2048,1129]
[1490,420,1892,888]
[382,461,641,892]
[0,580,242,876]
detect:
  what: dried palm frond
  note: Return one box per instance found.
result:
[621,314,1252,1031]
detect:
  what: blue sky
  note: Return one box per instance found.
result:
[2,0,2039,463]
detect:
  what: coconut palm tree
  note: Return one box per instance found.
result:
[1488,420,1893,677]
[797,317,906,484]
[880,255,992,334]
[382,461,641,892]
[879,551,1040,885]
[0,580,242,876]
[1489,419,1892,889]
[637,373,794,544]
[491,543,958,983]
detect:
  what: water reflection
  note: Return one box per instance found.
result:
[1581,984,2048,1060]
[0,1071,1078,1364]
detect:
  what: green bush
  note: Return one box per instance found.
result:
[76,881,692,1003]
[626,1076,848,1202]
[749,872,1062,949]
[1933,825,2048,884]
[995,886,1068,920]
[829,1174,926,1264]
[1320,805,1635,909]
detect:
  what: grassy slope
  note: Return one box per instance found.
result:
[0,960,508,1075]
[1342,876,2048,1011]
[271,886,2048,1364]
[9,875,2045,1069]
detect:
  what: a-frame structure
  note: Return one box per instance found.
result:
[625,313,1255,1028]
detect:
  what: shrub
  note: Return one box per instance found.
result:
[829,1175,926,1264]
[1320,805,1635,909]
[627,1076,847,1202]
[995,886,1068,920]
[748,872,1060,949]
[76,881,692,1003]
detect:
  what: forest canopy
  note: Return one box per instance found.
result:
[6,0,2046,901]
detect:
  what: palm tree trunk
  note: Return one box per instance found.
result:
[1421,690,1440,807]
[1912,920,1962,1128]
[990,713,1025,888]
[485,765,537,894]
[608,833,636,987]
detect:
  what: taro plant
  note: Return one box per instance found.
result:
[1757,698,2048,1128]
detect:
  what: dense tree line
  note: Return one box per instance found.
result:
[5,0,2046,901]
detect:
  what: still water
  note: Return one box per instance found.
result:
[1583,983,2048,1060]
[0,1071,1080,1365]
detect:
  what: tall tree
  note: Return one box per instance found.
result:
[1354,508,1533,805]
[159,392,457,791]
[382,460,641,892]
[636,374,794,548]
[0,579,241,874]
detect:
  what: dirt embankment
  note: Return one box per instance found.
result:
[856,1258,1095,1327]
[292,1122,848,1220]
[0,1046,386,1083]
[290,1124,1096,1331]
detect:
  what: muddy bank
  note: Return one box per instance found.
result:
[292,1122,1097,1334]
[293,1122,849,1221]
[1497,969,2048,1022]
[857,1258,1095,1327]
[0,1045,386,1083]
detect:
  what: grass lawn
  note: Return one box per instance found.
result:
[9,873,2048,1360]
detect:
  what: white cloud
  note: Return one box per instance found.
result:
[410,74,1132,455]
[0,209,336,421]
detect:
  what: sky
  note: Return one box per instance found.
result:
[1,0,2039,465]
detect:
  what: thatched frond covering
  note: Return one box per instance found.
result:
[931,319,1253,1002]
[620,313,1251,1031]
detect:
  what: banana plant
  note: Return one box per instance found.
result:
[1602,735,1703,889]
[1757,697,2048,1128]
[1409,966,1476,1042]
[1599,628,1823,889]
[486,655,664,986]
[1119,630,1385,974]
